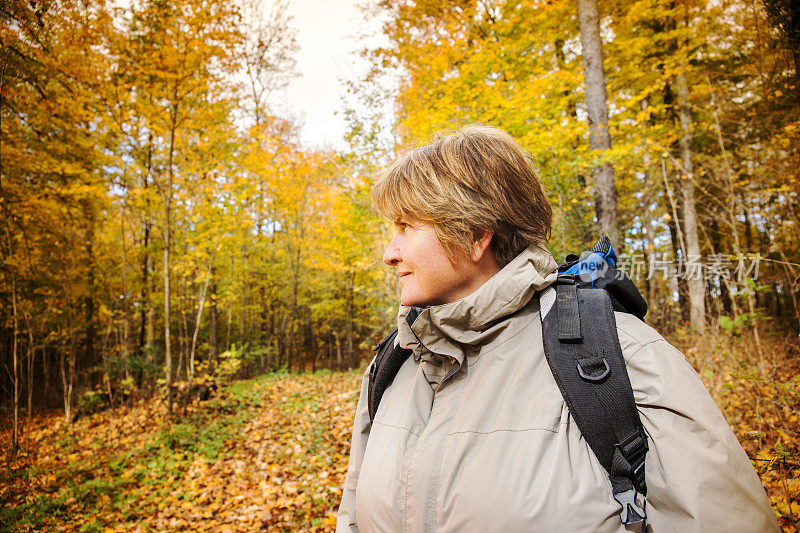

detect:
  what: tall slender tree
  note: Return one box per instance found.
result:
[577,0,620,247]
[675,60,704,332]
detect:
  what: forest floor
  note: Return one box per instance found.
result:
[1,330,799,532]
[0,371,358,532]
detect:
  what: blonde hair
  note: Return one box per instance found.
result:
[372,125,552,266]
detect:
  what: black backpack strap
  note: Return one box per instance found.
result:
[540,275,648,528]
[368,329,413,423]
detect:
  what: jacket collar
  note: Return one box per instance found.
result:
[397,244,558,365]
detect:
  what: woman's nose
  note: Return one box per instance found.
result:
[383,234,401,266]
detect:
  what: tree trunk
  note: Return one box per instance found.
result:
[346,270,355,369]
[43,347,49,408]
[164,200,172,411]
[328,333,334,371]
[290,241,302,372]
[140,142,154,367]
[164,103,178,414]
[675,65,705,332]
[224,254,233,351]
[639,98,658,307]
[310,325,317,373]
[60,349,68,424]
[333,331,343,371]
[189,238,219,383]
[209,269,218,360]
[61,335,76,425]
[145,252,155,363]
[121,212,131,381]
[26,322,34,443]
[577,0,620,247]
[741,192,753,253]
[11,262,19,452]
[83,211,97,376]
[4,222,20,451]
[178,269,188,380]
[659,160,690,321]
[240,248,248,343]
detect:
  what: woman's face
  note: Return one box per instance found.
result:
[383,219,479,307]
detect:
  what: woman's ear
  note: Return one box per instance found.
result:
[470,230,494,263]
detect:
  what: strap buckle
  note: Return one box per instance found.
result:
[617,429,648,493]
[610,429,648,527]
[556,273,577,284]
[613,488,646,526]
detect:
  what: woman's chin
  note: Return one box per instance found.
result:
[400,292,422,307]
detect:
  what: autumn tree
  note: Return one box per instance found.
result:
[1,0,111,426]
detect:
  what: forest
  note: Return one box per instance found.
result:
[1,0,799,530]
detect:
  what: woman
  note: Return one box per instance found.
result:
[336,125,777,532]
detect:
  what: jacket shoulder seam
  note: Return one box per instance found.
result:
[621,336,665,361]
[372,419,422,437]
[449,426,559,436]
[615,314,666,360]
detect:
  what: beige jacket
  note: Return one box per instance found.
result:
[337,245,777,532]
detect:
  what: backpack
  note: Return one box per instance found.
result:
[367,237,649,528]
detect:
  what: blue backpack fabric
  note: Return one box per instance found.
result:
[558,236,647,319]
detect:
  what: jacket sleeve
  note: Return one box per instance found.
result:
[335,365,373,533]
[618,320,779,532]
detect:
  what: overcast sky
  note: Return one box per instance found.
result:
[279,0,385,151]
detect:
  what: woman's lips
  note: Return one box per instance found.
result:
[398,272,412,279]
